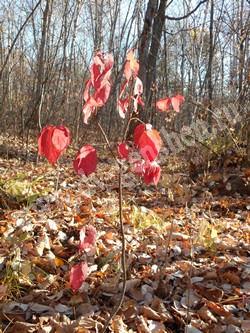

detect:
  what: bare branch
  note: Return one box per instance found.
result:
[165,0,208,21]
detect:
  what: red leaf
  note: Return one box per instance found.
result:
[38,125,70,167]
[119,80,129,100]
[83,81,111,124]
[82,99,98,124]
[156,94,184,112]
[91,62,101,90]
[82,52,113,123]
[138,128,162,162]
[136,95,144,106]
[156,97,172,112]
[79,225,97,251]
[124,61,132,81]
[52,126,70,151]
[91,51,114,89]
[143,161,161,186]
[102,53,114,81]
[124,49,139,80]
[74,145,97,176]
[127,49,139,76]
[83,79,92,102]
[171,94,185,112]
[118,142,130,160]
[118,97,130,118]
[94,80,111,105]
[70,262,88,292]
[133,124,146,147]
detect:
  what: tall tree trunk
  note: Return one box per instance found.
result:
[138,0,158,95]
[126,0,167,138]
[139,0,167,120]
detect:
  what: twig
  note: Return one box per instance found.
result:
[165,0,207,20]
[97,122,119,163]
[122,117,144,142]
[96,121,127,332]
[101,164,127,333]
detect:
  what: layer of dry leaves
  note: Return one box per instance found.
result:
[0,138,250,333]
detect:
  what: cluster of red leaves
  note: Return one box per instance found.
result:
[118,49,144,118]
[83,51,114,124]
[118,124,162,186]
[38,126,97,177]
[156,94,185,113]
[116,49,185,186]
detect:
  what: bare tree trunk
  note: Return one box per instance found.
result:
[139,0,167,115]
[125,0,167,138]
[138,0,158,93]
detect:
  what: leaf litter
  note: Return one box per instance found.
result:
[0,153,249,333]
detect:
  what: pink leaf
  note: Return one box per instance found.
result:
[83,79,92,102]
[126,49,139,77]
[133,159,145,176]
[79,225,97,251]
[133,77,144,112]
[74,145,97,176]
[135,95,144,107]
[118,97,130,118]
[94,80,111,105]
[119,80,129,100]
[124,49,139,80]
[83,82,111,124]
[82,100,96,124]
[118,80,130,118]
[156,94,184,112]
[124,60,132,81]
[91,51,113,89]
[134,77,143,96]
[70,262,88,292]
[82,51,113,123]
[102,53,114,81]
[52,126,70,152]
[156,97,172,112]
[171,94,185,112]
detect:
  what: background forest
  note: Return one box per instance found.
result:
[0,0,249,157]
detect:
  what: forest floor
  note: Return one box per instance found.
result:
[0,137,250,333]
